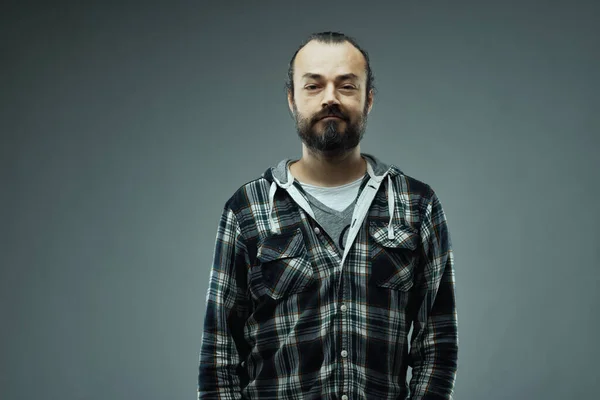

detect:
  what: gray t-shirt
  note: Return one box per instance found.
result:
[297,174,369,256]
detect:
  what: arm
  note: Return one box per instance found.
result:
[408,188,459,399]
[198,206,251,399]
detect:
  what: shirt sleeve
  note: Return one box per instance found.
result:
[198,206,251,399]
[408,187,459,399]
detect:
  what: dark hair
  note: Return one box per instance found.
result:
[285,31,376,98]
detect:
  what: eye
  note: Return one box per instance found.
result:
[342,85,356,90]
[305,85,318,90]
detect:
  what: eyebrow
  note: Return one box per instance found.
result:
[301,73,360,82]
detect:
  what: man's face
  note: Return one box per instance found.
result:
[288,40,373,157]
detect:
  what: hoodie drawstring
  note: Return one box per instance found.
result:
[268,181,278,234]
[268,169,294,234]
[386,175,395,240]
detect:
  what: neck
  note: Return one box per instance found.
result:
[290,146,367,187]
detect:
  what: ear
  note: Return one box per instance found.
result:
[367,89,374,114]
[287,90,294,114]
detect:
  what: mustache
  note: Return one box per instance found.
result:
[314,106,347,121]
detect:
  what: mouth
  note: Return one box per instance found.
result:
[320,116,343,120]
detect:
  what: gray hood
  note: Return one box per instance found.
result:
[262,153,403,249]
[267,152,398,185]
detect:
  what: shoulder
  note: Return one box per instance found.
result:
[223,176,271,214]
[389,165,434,200]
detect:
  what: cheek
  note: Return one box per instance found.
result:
[295,107,310,119]
[298,107,319,121]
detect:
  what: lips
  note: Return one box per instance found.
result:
[321,116,342,120]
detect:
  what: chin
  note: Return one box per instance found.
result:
[318,148,355,158]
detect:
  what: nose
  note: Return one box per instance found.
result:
[321,83,340,107]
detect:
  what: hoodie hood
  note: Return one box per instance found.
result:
[263,152,399,185]
[261,153,403,244]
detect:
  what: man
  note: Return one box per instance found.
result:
[198,31,458,399]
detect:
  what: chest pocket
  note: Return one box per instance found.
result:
[255,227,316,301]
[368,220,420,291]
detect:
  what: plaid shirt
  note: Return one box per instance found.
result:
[198,155,458,399]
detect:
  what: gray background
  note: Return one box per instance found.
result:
[1,1,598,399]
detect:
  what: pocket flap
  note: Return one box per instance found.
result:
[257,227,306,262]
[368,220,419,251]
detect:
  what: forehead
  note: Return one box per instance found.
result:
[294,40,367,81]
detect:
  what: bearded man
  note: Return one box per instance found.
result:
[198,31,459,400]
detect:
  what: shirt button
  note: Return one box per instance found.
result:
[341,395,348,400]
[340,304,347,312]
[314,226,321,235]
[341,350,348,358]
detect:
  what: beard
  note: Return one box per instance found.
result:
[292,101,368,157]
